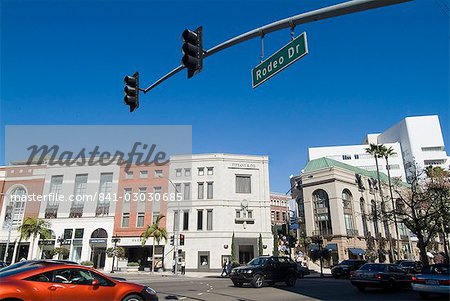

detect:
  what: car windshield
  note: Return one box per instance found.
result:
[0,265,42,278]
[359,264,385,272]
[247,257,268,266]
[422,265,449,275]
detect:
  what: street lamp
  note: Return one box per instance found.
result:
[157,174,181,275]
[111,235,121,273]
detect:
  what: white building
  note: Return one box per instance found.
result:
[309,115,449,182]
[37,162,120,270]
[377,115,449,181]
[165,154,273,271]
[309,143,406,180]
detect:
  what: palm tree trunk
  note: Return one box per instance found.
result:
[374,155,392,262]
[386,156,400,261]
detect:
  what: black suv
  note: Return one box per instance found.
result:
[331,259,367,278]
[230,256,298,288]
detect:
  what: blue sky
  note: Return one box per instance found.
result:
[1,0,448,192]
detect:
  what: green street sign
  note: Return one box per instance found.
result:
[252,32,308,88]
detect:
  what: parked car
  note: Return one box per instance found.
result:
[350,263,412,291]
[0,259,78,273]
[331,259,367,278]
[411,264,450,299]
[296,264,310,278]
[398,261,424,274]
[0,260,158,301]
[229,256,298,288]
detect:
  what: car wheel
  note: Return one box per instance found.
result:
[419,292,429,299]
[298,272,304,279]
[332,274,339,279]
[121,294,144,301]
[286,275,297,287]
[251,274,264,288]
[232,281,243,287]
[356,285,365,292]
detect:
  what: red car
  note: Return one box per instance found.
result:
[0,260,158,301]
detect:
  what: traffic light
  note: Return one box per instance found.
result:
[181,27,203,79]
[179,234,185,246]
[170,235,174,246]
[124,72,139,112]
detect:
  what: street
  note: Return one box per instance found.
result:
[108,273,448,301]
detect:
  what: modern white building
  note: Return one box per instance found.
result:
[377,115,449,181]
[309,115,449,182]
[165,154,273,271]
[309,143,406,180]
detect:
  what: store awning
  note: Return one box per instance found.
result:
[325,243,338,251]
[348,248,365,255]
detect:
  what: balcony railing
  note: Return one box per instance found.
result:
[312,229,333,237]
[69,203,84,218]
[45,204,59,219]
[346,229,359,237]
[95,202,110,216]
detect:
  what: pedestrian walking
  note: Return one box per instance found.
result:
[221,259,227,277]
[181,258,186,275]
[226,259,232,276]
[172,259,176,274]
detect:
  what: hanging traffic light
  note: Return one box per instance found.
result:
[124,72,139,112]
[179,234,185,246]
[170,235,174,246]
[181,27,203,79]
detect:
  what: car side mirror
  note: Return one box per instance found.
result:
[92,279,99,287]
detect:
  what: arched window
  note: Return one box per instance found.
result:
[313,189,329,209]
[3,186,27,229]
[312,189,332,236]
[342,189,355,235]
[360,198,369,236]
[91,228,108,238]
[342,189,352,209]
[371,200,379,236]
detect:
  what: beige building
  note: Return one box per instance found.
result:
[298,157,412,266]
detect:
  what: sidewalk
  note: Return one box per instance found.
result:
[106,270,223,279]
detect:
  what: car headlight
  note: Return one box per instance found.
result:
[245,270,253,274]
[145,286,157,295]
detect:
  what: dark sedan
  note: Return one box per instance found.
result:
[331,259,366,278]
[398,261,423,274]
[350,263,412,291]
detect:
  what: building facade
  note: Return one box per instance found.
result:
[114,163,169,271]
[270,192,289,225]
[37,162,121,270]
[165,154,273,271]
[0,165,46,263]
[297,157,412,266]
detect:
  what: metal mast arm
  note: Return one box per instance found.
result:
[143,0,411,93]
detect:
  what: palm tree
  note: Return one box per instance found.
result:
[141,215,168,272]
[380,145,401,260]
[18,217,51,260]
[366,143,392,261]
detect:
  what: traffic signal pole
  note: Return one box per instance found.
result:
[142,0,411,94]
